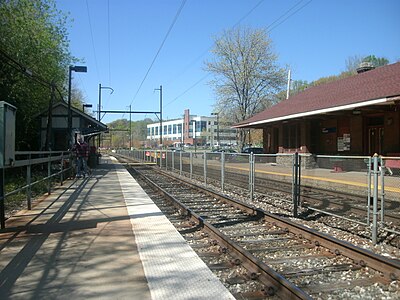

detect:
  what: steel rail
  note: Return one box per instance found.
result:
[133,167,312,300]
[153,167,400,282]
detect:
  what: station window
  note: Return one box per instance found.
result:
[155,127,158,135]
[173,124,177,134]
[168,125,172,134]
[164,125,167,135]
[147,128,150,136]
[178,124,182,134]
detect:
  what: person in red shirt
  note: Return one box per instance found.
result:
[74,137,90,178]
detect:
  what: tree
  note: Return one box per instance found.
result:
[0,0,75,149]
[363,55,389,68]
[107,118,154,148]
[346,54,389,73]
[205,27,286,149]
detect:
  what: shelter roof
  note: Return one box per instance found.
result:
[235,62,400,128]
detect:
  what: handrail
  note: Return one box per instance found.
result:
[1,151,73,229]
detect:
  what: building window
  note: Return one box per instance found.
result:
[168,125,172,134]
[178,124,182,134]
[164,125,167,135]
[173,124,177,134]
[155,127,159,135]
[147,128,150,136]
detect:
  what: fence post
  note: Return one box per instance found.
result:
[0,168,4,229]
[298,154,302,208]
[179,151,182,176]
[172,151,175,171]
[189,152,192,179]
[60,153,64,186]
[292,152,300,218]
[165,150,168,171]
[249,153,254,201]
[372,153,379,245]
[367,157,372,225]
[47,153,51,195]
[221,151,225,192]
[379,156,385,225]
[204,151,207,185]
[27,154,32,209]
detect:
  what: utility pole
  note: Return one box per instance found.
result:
[129,105,132,150]
[155,85,163,148]
[98,83,101,122]
[98,84,113,150]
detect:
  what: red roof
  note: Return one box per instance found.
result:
[235,62,400,128]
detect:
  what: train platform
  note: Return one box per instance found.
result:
[0,156,235,300]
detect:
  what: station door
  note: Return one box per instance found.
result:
[368,126,384,155]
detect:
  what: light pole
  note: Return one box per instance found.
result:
[211,112,219,149]
[82,103,92,113]
[68,65,87,146]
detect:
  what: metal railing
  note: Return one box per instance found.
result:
[0,151,72,228]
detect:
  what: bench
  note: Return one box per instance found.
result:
[383,153,400,175]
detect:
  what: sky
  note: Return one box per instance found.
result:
[55,0,400,124]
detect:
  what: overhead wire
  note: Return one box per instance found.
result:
[128,0,187,109]
[165,0,313,109]
[164,0,265,107]
[102,0,113,112]
[267,0,312,33]
[167,0,265,87]
[265,0,305,31]
[107,0,112,85]
[85,0,101,82]
[0,48,65,101]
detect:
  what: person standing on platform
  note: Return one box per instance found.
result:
[73,137,89,178]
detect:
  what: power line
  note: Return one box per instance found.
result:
[165,0,313,109]
[85,0,101,82]
[231,0,265,28]
[107,0,112,85]
[265,0,305,31]
[165,73,210,107]
[0,48,65,101]
[167,0,265,87]
[129,0,187,108]
[267,0,313,33]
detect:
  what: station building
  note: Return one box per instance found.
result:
[235,62,400,162]
[146,109,237,147]
[38,101,107,151]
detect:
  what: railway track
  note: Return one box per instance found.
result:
[117,157,400,299]
[179,163,400,228]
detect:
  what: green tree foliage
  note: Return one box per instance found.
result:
[106,118,154,148]
[346,54,389,73]
[0,0,74,149]
[205,27,286,149]
[284,54,390,100]
[362,55,389,68]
